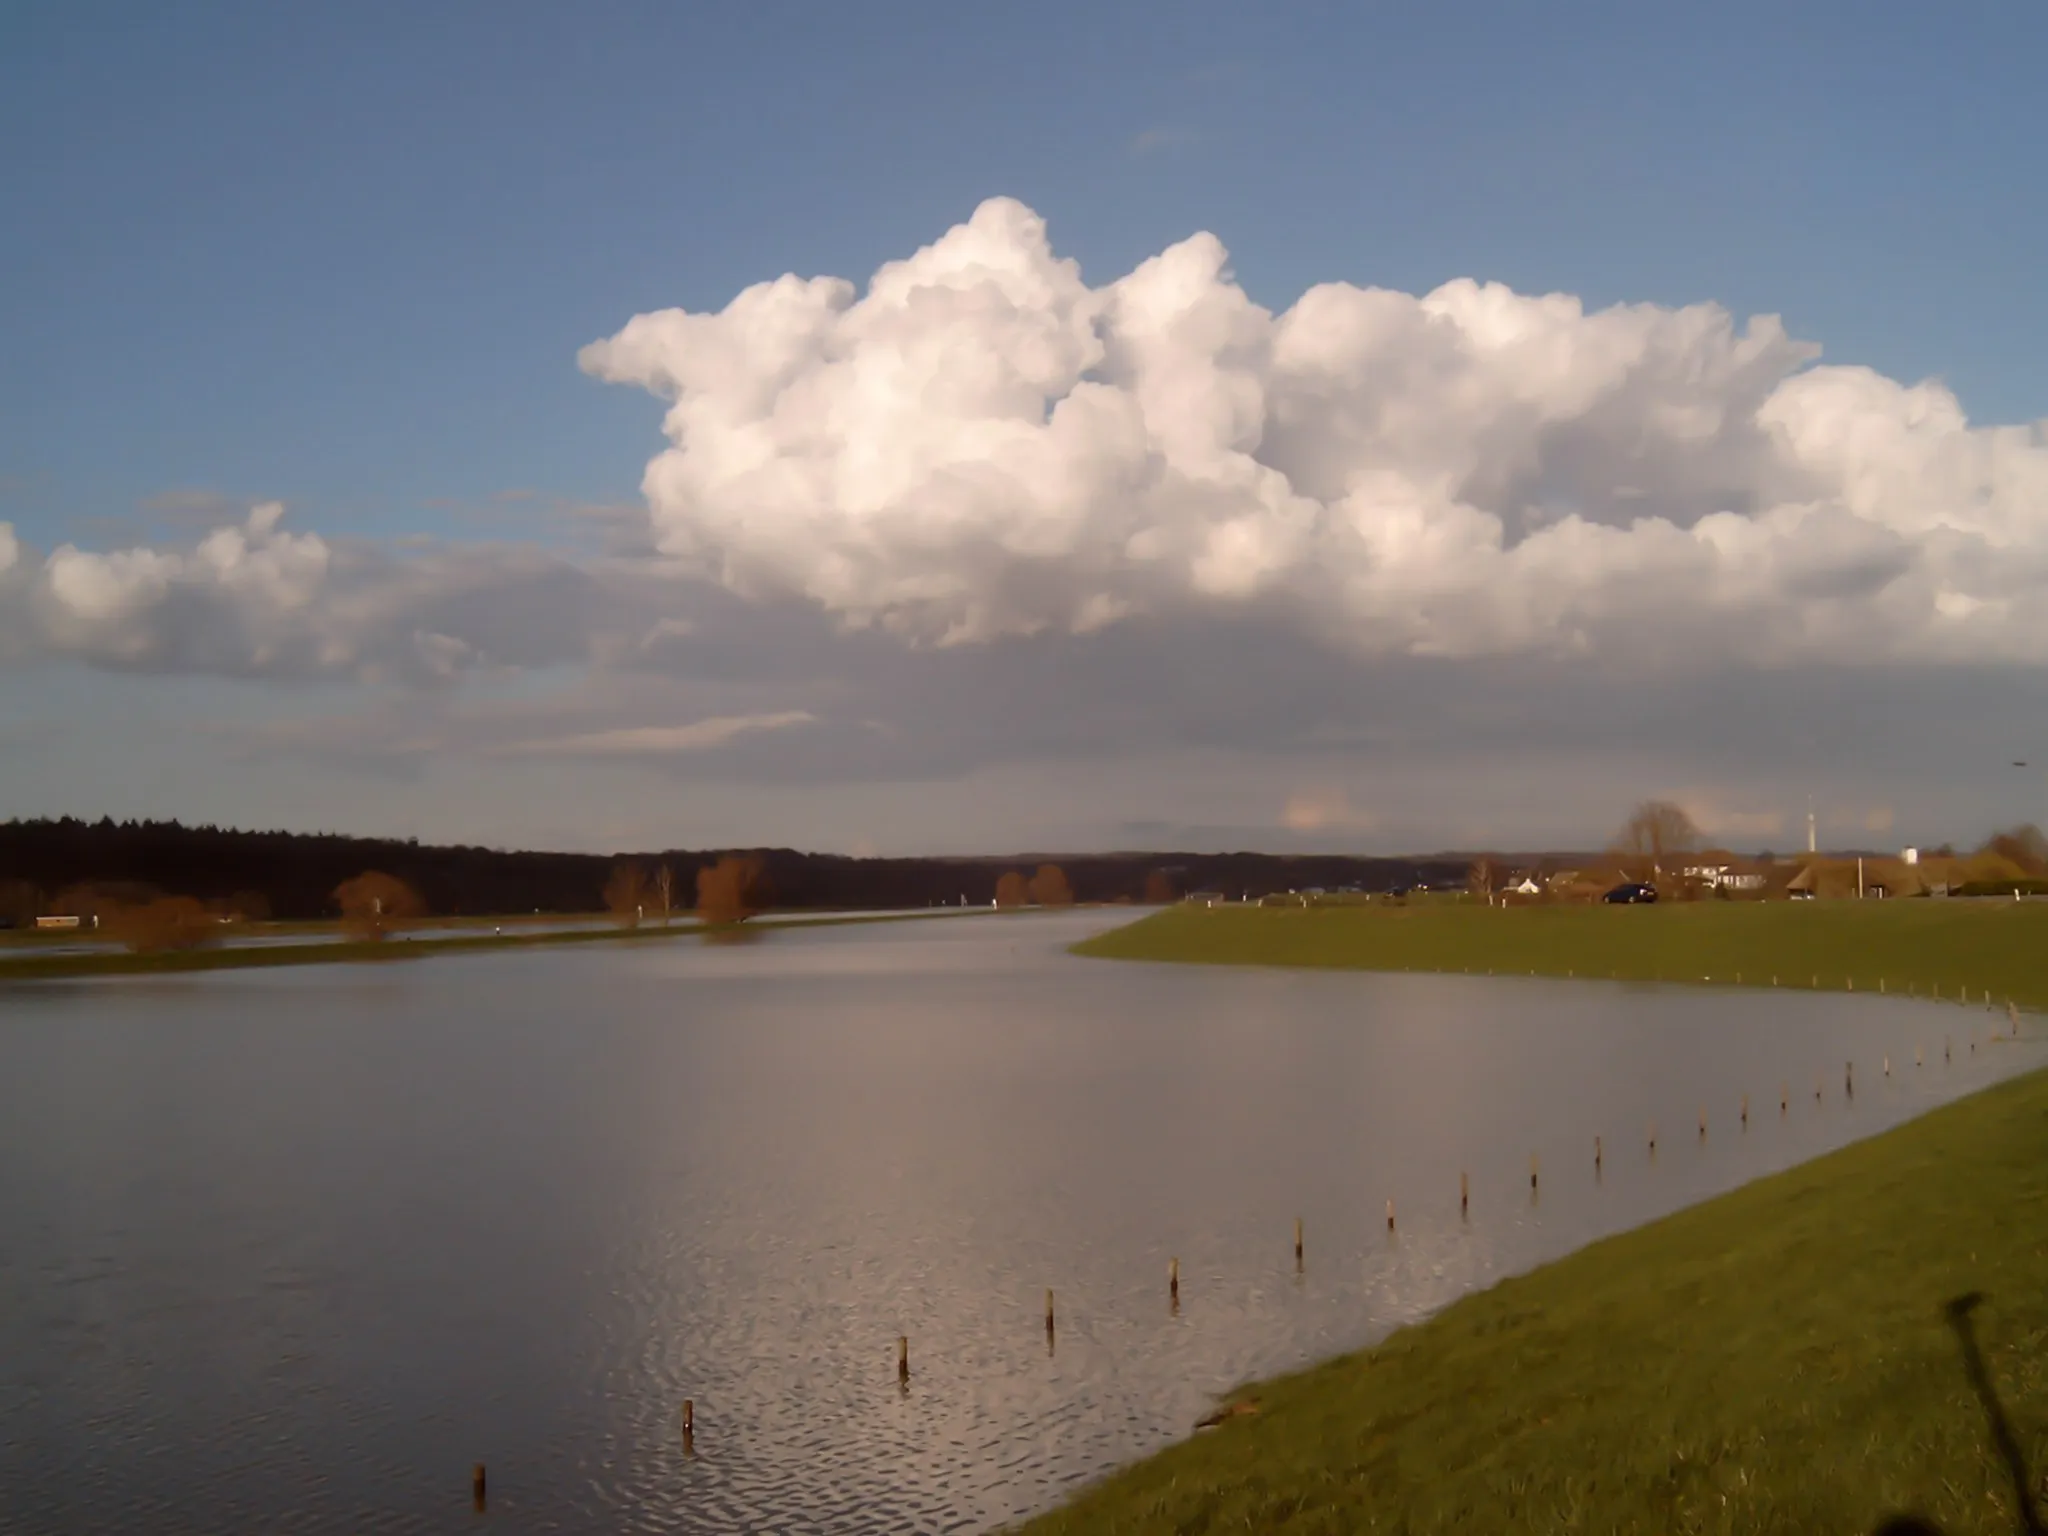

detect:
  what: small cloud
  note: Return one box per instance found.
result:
[138,488,244,526]
[569,500,661,557]
[1282,787,1377,833]
[639,616,695,648]
[1681,799,1786,840]
[500,710,816,758]
[1127,126,1190,157]
[410,629,477,682]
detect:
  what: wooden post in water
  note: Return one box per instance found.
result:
[1530,1153,1540,1192]
[1648,1120,1657,1154]
[1884,1055,1890,1077]
[1916,1046,1923,1068]
[1386,1198,1396,1232]
[1045,1288,1055,1335]
[1169,1257,1179,1308]
[1594,1134,1603,1169]
[472,1464,486,1512]
[1460,1170,1469,1216]
[898,1335,909,1385]
[1781,1083,1788,1115]
[682,1400,695,1454]
[1295,1216,1304,1267]
[1946,1037,1952,1063]
[1845,1060,1854,1099]
[1698,1107,1707,1141]
[1740,1094,1748,1128]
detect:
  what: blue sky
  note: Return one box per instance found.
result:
[3,2,2047,854]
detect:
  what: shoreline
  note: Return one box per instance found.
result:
[1016,903,2048,1532]
[0,906,993,981]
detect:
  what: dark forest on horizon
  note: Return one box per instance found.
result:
[0,817,1472,923]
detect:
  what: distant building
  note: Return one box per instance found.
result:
[1683,864,1765,892]
[35,914,81,930]
[1901,847,1920,866]
[1185,891,1226,907]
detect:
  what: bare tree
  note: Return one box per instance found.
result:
[333,872,425,941]
[994,871,1030,908]
[1614,800,1701,881]
[653,863,675,924]
[1467,856,1497,903]
[51,881,157,925]
[225,889,271,922]
[105,895,219,954]
[0,878,41,928]
[1980,825,2048,877]
[697,854,768,925]
[604,861,649,929]
[1029,864,1074,907]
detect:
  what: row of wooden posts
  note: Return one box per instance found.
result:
[465,997,2026,1499]
[1517,967,2014,1008]
[1531,974,2007,1011]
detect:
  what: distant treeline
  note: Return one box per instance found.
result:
[0,818,1470,922]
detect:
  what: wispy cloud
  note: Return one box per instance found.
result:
[1127,125,1190,156]
[1282,786,1378,833]
[499,710,816,758]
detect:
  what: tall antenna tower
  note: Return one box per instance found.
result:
[1807,798,1817,855]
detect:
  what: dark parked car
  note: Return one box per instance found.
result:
[1602,882,1658,904]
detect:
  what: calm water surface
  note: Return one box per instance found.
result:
[1,909,2039,1533]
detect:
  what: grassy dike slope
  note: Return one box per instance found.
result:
[1076,899,2048,1010]
[1016,903,2048,1535]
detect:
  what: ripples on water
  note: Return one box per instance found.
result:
[0,910,2038,1532]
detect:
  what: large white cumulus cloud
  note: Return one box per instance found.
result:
[583,196,2048,664]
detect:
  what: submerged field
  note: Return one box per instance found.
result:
[1077,898,2048,1011]
[1021,900,2048,1534]
[1019,1059,2048,1534]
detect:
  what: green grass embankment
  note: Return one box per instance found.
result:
[0,907,977,982]
[1020,1064,2048,1534]
[1077,899,2048,1011]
